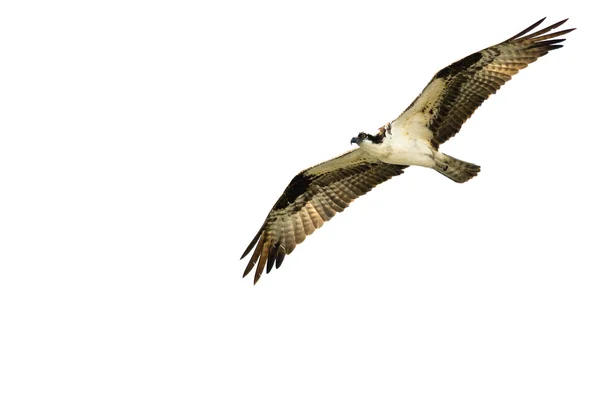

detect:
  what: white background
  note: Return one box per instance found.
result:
[1,1,598,396]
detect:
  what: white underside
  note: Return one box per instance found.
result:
[359,117,437,168]
[357,78,450,168]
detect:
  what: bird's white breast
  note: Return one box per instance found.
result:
[361,117,436,168]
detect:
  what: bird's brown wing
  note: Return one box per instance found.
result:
[393,18,575,148]
[241,149,407,283]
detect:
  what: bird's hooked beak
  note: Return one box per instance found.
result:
[351,132,368,145]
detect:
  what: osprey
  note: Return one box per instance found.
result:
[241,18,574,284]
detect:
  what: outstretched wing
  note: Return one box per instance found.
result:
[241,149,407,283]
[394,18,575,148]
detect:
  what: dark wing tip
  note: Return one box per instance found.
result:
[275,245,286,269]
[242,230,286,284]
[242,263,253,278]
[555,27,577,36]
[253,269,261,285]
[505,18,574,43]
[242,251,257,277]
[551,18,569,29]
[242,231,265,279]
[266,243,278,274]
[240,154,407,284]
[505,17,546,42]
[528,38,565,50]
[240,224,264,260]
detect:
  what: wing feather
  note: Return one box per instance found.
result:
[241,149,407,283]
[393,18,574,149]
[240,18,574,284]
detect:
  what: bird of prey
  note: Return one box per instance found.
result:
[241,18,574,284]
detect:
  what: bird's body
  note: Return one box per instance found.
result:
[357,120,479,183]
[240,18,574,283]
[362,122,436,169]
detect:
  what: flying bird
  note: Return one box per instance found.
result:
[241,18,574,283]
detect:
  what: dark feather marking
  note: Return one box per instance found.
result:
[254,243,270,283]
[273,172,314,210]
[243,233,264,276]
[518,19,568,41]
[266,243,277,273]
[434,52,483,79]
[275,244,285,269]
[241,224,263,259]
[241,158,407,282]
[422,20,574,149]
[505,17,546,41]
[368,133,385,144]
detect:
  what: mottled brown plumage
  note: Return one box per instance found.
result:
[241,18,573,283]
[241,150,407,284]
[396,18,574,149]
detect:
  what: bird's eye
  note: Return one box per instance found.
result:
[359,133,366,139]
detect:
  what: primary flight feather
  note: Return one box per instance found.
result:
[241,18,574,284]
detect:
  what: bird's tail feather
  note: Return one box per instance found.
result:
[434,152,480,183]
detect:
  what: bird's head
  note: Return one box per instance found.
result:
[350,132,381,146]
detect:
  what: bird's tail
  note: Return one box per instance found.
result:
[433,152,480,183]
